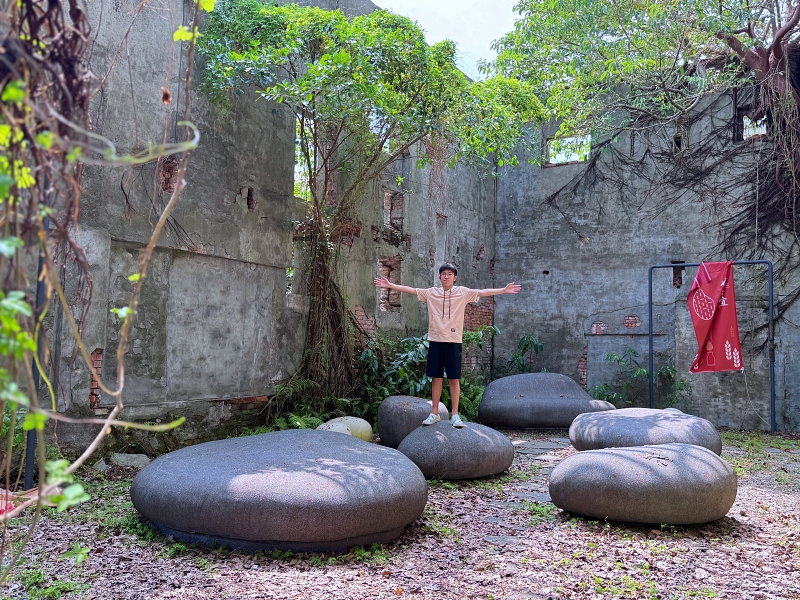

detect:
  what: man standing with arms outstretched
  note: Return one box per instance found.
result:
[374,263,521,428]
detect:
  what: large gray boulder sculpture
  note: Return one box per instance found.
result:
[378,395,450,448]
[478,373,615,428]
[397,421,515,480]
[130,430,428,552]
[569,407,722,455]
[549,443,737,524]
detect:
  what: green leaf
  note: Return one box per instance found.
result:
[199,0,216,11]
[0,236,24,258]
[35,131,56,150]
[22,411,47,431]
[0,174,15,200]
[110,306,132,320]
[60,542,91,566]
[127,273,141,282]
[45,459,74,485]
[1,80,25,104]
[52,483,90,512]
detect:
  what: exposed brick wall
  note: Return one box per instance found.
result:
[624,314,641,328]
[464,296,494,330]
[578,348,587,389]
[590,321,609,335]
[353,304,376,349]
[378,255,402,312]
[89,348,103,409]
[384,191,404,230]
[463,297,495,374]
[330,218,362,247]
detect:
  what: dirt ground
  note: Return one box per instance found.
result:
[3,429,799,600]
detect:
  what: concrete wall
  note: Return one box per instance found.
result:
[493,94,796,431]
[49,0,380,453]
[336,148,498,376]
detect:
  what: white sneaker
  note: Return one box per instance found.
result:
[451,414,464,428]
[422,413,440,425]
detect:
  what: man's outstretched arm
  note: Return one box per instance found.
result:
[477,282,522,297]
[374,277,418,295]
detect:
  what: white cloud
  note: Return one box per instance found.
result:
[374,0,518,79]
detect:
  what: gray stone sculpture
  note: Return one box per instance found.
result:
[130,429,428,552]
[478,373,615,428]
[377,395,450,448]
[397,421,514,480]
[549,443,737,524]
[569,407,722,455]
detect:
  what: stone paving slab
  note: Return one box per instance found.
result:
[483,535,524,548]
[531,454,562,463]
[511,491,551,503]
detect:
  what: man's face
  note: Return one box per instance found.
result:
[439,270,456,288]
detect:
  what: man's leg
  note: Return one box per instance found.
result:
[448,378,461,416]
[431,377,443,415]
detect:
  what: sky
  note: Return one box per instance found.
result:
[373,0,519,80]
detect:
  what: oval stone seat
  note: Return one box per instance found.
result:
[397,421,514,480]
[549,443,737,524]
[569,407,722,455]
[478,373,615,428]
[378,395,450,448]
[130,429,428,552]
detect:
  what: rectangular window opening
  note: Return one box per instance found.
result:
[545,135,591,166]
[670,260,686,289]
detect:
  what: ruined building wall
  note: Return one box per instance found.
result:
[336,148,498,378]
[50,0,378,453]
[493,93,798,431]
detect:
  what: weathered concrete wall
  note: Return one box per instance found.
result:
[49,0,385,453]
[493,94,795,431]
[336,148,498,377]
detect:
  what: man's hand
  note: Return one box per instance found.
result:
[374,277,393,289]
[504,282,522,294]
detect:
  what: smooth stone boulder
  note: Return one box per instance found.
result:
[131,429,428,552]
[569,408,722,455]
[324,416,373,441]
[378,396,450,448]
[549,443,737,525]
[111,453,151,469]
[397,421,514,480]
[478,373,615,428]
[316,421,352,435]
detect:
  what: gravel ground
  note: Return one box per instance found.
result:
[3,429,799,600]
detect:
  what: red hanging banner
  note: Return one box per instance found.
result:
[687,261,743,373]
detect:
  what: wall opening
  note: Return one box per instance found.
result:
[671,260,685,288]
[378,255,402,312]
[545,135,591,165]
[247,188,256,212]
[89,348,103,409]
[383,191,404,231]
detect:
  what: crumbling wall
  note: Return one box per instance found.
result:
[493,94,795,431]
[337,149,498,379]
[49,0,379,454]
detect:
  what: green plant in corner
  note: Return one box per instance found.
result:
[507,333,544,374]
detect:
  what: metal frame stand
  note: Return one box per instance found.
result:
[647,260,776,434]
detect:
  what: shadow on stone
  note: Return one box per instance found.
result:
[131,429,428,552]
[378,395,449,448]
[569,407,722,455]
[397,421,514,480]
[478,373,615,428]
[549,443,737,525]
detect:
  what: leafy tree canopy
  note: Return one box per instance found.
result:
[201,0,545,194]
[488,0,800,138]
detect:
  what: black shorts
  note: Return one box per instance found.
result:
[426,341,462,380]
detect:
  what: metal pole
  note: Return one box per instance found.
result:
[646,260,775,432]
[23,214,50,491]
[767,261,775,434]
[648,267,655,408]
